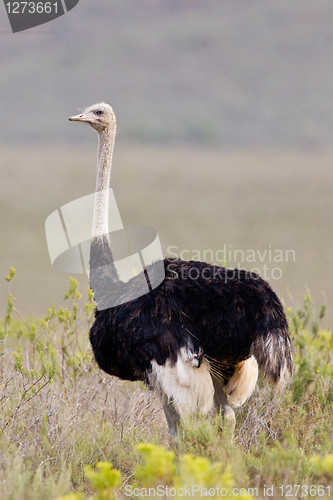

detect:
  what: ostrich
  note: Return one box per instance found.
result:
[69,103,292,435]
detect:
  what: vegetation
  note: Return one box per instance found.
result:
[0,269,332,499]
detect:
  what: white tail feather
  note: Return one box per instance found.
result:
[150,351,214,416]
[224,356,258,407]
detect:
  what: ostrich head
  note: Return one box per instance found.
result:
[69,102,116,133]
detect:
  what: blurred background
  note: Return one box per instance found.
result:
[0,0,332,324]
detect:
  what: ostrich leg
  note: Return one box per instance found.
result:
[162,400,181,437]
[212,377,236,431]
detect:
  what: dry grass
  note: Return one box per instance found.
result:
[0,290,169,499]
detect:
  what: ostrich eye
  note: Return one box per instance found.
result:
[94,110,104,116]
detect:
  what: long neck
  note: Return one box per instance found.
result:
[90,123,121,305]
[92,125,116,238]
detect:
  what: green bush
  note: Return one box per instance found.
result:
[56,443,252,500]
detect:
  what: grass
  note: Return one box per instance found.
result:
[0,270,332,499]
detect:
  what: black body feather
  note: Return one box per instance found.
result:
[89,257,292,386]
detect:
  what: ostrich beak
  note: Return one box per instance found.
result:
[68,113,90,122]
